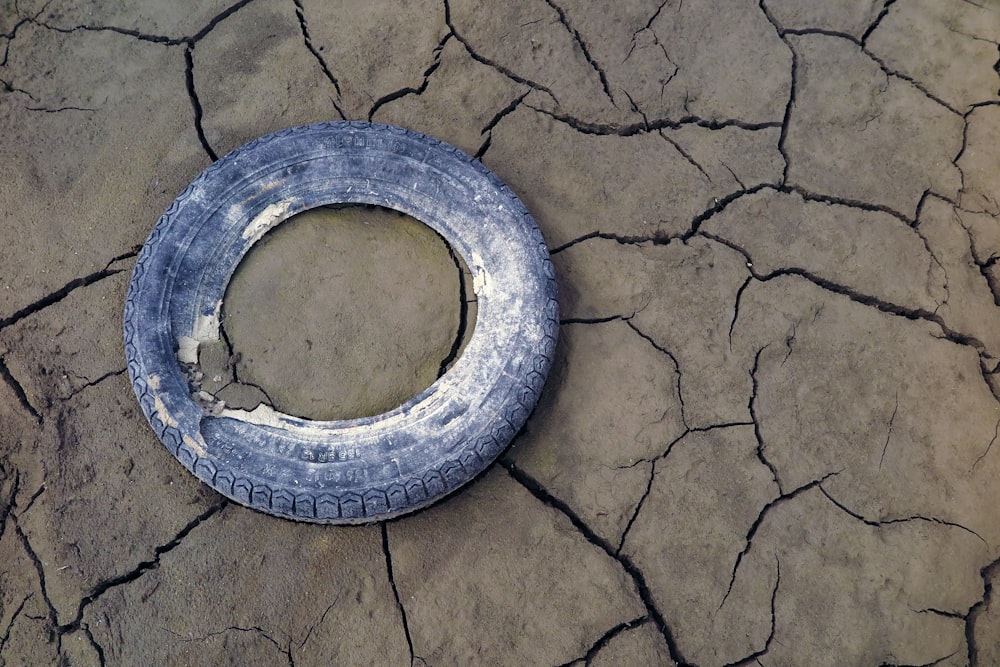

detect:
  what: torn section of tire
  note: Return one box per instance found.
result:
[124,121,558,524]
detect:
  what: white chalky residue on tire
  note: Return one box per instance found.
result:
[242,200,291,243]
[470,251,492,298]
[176,335,200,364]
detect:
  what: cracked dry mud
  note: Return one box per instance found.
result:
[2,0,1000,665]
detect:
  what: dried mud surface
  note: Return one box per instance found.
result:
[3,0,1000,665]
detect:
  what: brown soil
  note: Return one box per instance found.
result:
[2,0,1000,664]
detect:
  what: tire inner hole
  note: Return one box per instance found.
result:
[197,204,477,421]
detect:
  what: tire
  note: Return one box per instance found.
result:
[124,121,558,524]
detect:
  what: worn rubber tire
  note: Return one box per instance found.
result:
[124,121,558,524]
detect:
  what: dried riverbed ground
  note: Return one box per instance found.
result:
[3,0,1000,665]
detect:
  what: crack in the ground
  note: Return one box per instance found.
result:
[502,460,695,667]
[23,104,96,113]
[758,0,796,185]
[436,237,471,379]
[525,102,782,137]
[6,475,226,662]
[954,107,974,197]
[994,42,1000,97]
[972,418,1000,469]
[381,523,418,667]
[32,18,180,45]
[662,422,759,467]
[540,0,616,107]
[946,15,1000,45]
[11,519,62,648]
[80,622,107,667]
[915,607,966,620]
[33,0,259,46]
[291,0,344,114]
[0,247,138,332]
[615,461,655,556]
[0,467,20,543]
[879,390,899,469]
[0,2,43,65]
[554,178,909,253]
[953,206,1000,308]
[914,188,938,226]
[975,255,1000,308]
[17,483,46,517]
[729,275,753,351]
[184,45,218,162]
[819,486,989,548]
[637,0,671,40]
[766,266,982,348]
[551,183,981,359]
[622,0,678,98]
[216,321,241,387]
[720,161,747,190]
[30,0,261,160]
[0,243,139,423]
[659,130,712,183]
[245,626,296,667]
[781,183,914,225]
[182,625,295,666]
[56,501,227,633]
[550,230,664,255]
[778,307,797,362]
[912,199,951,312]
[0,75,39,102]
[693,183,916,243]
[630,42,677,104]
[294,595,340,654]
[443,0,559,105]
[172,590,338,662]
[981,360,1000,405]
[722,556,780,667]
[615,422,755,556]
[749,346,782,492]
[698,229,988,354]
[475,90,530,159]
[104,246,143,269]
[761,0,966,208]
[686,183,776,239]
[369,32,453,121]
[965,554,1000,666]
[215,320,278,409]
[63,368,128,402]
[775,22,963,116]
[861,0,898,46]
[0,355,41,424]
[621,89,652,133]
[554,615,650,667]
[624,320,687,428]
[0,593,33,654]
[879,651,962,667]
[952,102,1000,213]
[478,90,531,136]
[560,315,626,325]
[720,472,839,609]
